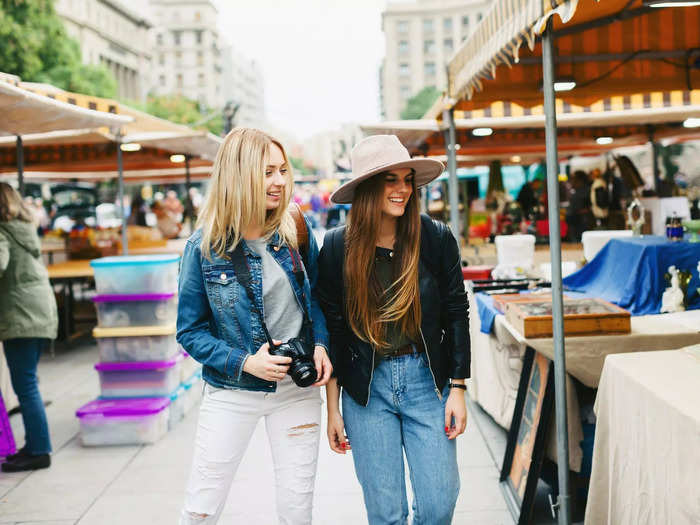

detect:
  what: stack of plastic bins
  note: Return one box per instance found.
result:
[169,367,204,430]
[75,254,180,446]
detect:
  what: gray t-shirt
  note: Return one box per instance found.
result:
[246,239,303,343]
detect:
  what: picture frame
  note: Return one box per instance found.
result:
[500,347,555,525]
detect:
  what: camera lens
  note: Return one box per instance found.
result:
[290,361,317,388]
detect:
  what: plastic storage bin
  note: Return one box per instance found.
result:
[93,325,179,362]
[90,254,180,295]
[76,397,170,446]
[495,235,536,267]
[182,370,203,414]
[581,230,633,262]
[93,293,177,328]
[180,352,203,383]
[168,385,186,430]
[95,353,184,398]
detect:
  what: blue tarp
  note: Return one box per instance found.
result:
[562,236,700,315]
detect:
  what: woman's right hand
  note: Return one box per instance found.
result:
[242,341,292,382]
[327,410,351,454]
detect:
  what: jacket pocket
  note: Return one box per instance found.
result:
[203,268,239,316]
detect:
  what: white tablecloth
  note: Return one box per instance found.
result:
[585,348,700,525]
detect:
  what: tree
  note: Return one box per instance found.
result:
[400,86,441,120]
[131,94,223,136]
[0,0,117,97]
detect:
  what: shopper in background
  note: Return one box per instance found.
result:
[0,183,57,472]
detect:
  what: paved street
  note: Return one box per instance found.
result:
[1,340,515,525]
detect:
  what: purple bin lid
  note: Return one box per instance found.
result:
[76,397,170,418]
[95,352,183,372]
[93,292,176,303]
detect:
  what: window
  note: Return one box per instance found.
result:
[477,13,483,22]
[424,62,436,77]
[443,17,453,31]
[197,51,204,66]
[444,38,453,54]
[159,53,164,66]
[159,74,165,87]
[400,85,411,100]
[422,18,434,33]
[398,40,409,55]
[399,63,410,77]
[156,33,163,45]
[198,73,205,87]
[423,39,435,54]
[175,51,182,61]
[397,20,409,34]
[195,30,203,44]
[173,30,182,45]
[462,15,470,27]
[176,74,183,88]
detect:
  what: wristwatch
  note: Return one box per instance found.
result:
[448,380,467,390]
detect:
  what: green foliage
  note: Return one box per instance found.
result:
[400,86,441,120]
[289,157,312,176]
[0,0,117,97]
[132,94,223,136]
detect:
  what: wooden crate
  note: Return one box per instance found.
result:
[492,292,561,314]
[505,298,631,338]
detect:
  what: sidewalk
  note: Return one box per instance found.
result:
[0,340,514,525]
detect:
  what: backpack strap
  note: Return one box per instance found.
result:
[289,202,309,265]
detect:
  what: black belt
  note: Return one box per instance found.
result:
[384,343,423,358]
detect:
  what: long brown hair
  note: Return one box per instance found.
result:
[0,183,34,223]
[344,173,422,349]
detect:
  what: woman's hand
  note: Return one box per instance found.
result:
[313,345,333,386]
[242,340,291,381]
[444,387,468,440]
[327,410,351,454]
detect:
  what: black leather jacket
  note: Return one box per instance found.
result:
[317,215,470,406]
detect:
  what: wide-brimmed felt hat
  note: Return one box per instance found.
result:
[330,135,444,204]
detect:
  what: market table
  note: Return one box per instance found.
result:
[585,347,700,525]
[563,236,700,315]
[47,260,94,340]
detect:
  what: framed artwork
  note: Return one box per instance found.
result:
[500,347,554,525]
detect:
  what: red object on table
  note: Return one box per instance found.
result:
[535,219,568,239]
[462,265,493,280]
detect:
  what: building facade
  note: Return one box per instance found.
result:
[381,0,493,120]
[149,0,224,110]
[221,46,266,129]
[54,0,153,101]
[303,124,364,177]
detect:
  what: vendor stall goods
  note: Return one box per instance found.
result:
[505,298,631,338]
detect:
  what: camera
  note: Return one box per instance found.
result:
[269,338,317,387]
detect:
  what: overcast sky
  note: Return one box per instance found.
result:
[214,0,388,140]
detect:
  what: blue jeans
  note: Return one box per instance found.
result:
[3,338,52,455]
[342,352,459,525]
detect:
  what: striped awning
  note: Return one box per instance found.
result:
[448,0,700,110]
[0,79,131,136]
[364,90,700,164]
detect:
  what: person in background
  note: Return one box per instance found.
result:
[164,189,185,222]
[0,183,57,472]
[151,200,182,239]
[128,192,149,227]
[566,171,592,242]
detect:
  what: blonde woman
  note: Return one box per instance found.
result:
[0,183,57,472]
[317,135,470,525]
[177,128,331,524]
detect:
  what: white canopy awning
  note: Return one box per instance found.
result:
[0,80,131,136]
[122,131,222,161]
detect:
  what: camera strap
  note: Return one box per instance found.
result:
[230,243,276,348]
[230,241,313,347]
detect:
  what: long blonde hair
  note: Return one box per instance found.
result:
[0,183,34,223]
[344,174,422,349]
[197,128,297,259]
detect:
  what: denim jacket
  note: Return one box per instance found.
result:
[176,219,329,392]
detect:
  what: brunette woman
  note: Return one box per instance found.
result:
[177,128,332,524]
[318,135,470,525]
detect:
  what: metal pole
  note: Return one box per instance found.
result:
[442,108,460,238]
[184,155,193,232]
[16,136,24,197]
[542,19,571,525]
[116,136,128,255]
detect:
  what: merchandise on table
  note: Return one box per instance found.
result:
[90,254,180,295]
[495,234,535,267]
[76,397,170,446]
[462,265,493,281]
[92,293,177,328]
[95,353,184,398]
[93,325,179,362]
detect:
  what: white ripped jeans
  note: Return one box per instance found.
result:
[180,377,322,525]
